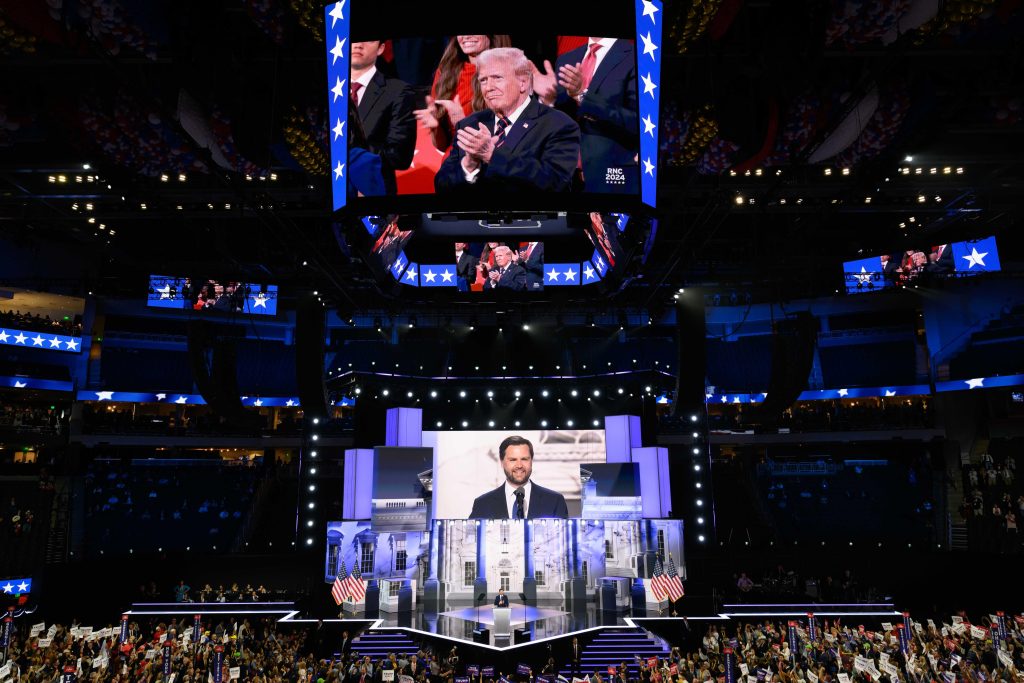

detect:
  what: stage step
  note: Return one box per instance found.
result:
[559,628,669,678]
[350,631,419,659]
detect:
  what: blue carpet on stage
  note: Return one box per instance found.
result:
[439,605,567,626]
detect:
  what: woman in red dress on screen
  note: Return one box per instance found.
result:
[413,35,512,153]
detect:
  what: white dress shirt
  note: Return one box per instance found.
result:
[351,65,377,107]
[504,479,533,519]
[463,94,535,182]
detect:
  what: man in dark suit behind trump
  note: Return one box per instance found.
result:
[434,47,580,194]
[469,435,569,519]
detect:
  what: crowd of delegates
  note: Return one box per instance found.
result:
[84,462,257,554]
[0,308,84,336]
[694,399,934,433]
[0,405,65,432]
[3,612,1024,683]
[961,451,1021,553]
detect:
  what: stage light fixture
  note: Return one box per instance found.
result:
[541,420,548,427]
[692,432,699,438]
[696,499,703,506]
[514,390,521,397]
[488,420,495,427]
[307,521,314,527]
[697,517,704,524]
[692,447,700,455]
[593,420,600,427]
[695,482,701,488]
[487,390,494,398]
[311,451,317,457]
[571,389,578,397]
[460,390,467,398]
[690,415,698,422]
[382,389,390,396]
[308,502,315,509]
[436,421,442,427]
[567,420,574,427]
[461,420,468,427]
[618,388,624,394]
[515,421,521,427]
[309,485,316,492]
[593,389,601,397]
[698,535,705,542]
[310,468,317,475]
[694,464,701,471]
[542,390,549,397]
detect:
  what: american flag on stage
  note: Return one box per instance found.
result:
[650,558,669,601]
[665,555,685,601]
[331,561,351,605]
[344,562,367,602]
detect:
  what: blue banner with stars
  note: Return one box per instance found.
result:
[636,0,663,207]
[399,262,421,287]
[418,265,457,287]
[75,391,357,407]
[1,577,32,595]
[3,376,74,392]
[325,1,351,211]
[589,249,610,280]
[544,263,582,286]
[0,328,82,353]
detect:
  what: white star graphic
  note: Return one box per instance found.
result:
[641,72,657,97]
[642,114,656,137]
[14,381,27,388]
[95,391,114,401]
[761,393,768,400]
[884,390,896,397]
[405,267,417,281]
[156,393,167,401]
[65,338,79,351]
[49,336,62,348]
[14,332,26,344]
[965,378,985,389]
[838,388,849,397]
[424,269,437,283]
[721,396,728,403]
[175,396,188,404]
[285,399,296,407]
[1,583,12,593]
[547,268,561,282]
[0,330,9,343]
[733,396,741,403]
[254,398,264,407]
[440,269,454,283]
[642,0,660,22]
[564,268,577,282]
[331,76,347,102]
[252,293,268,309]
[16,581,28,592]
[853,266,874,285]
[640,31,659,60]
[330,36,347,65]
[334,161,345,179]
[32,334,45,346]
[643,157,655,176]
[595,255,605,271]
[328,0,346,28]
[583,265,596,280]
[158,283,172,299]
[332,118,346,140]
[962,247,988,269]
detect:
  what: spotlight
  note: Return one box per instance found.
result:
[514,420,521,427]
[571,389,578,397]
[696,499,703,506]
[542,390,549,397]
[540,420,548,427]
[430,390,438,398]
[461,420,468,427]
[436,421,442,427]
[514,390,521,397]
[593,420,600,427]
[488,420,495,427]
[487,390,494,398]
[698,535,705,542]
[460,390,467,398]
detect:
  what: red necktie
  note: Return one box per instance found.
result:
[579,43,602,93]
[525,243,534,260]
[350,82,363,105]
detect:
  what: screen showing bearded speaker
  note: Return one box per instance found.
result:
[424,429,607,519]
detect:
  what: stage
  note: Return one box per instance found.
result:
[125,599,900,652]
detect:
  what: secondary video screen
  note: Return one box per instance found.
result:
[147,276,278,315]
[371,447,432,532]
[455,241,544,291]
[842,236,1000,294]
[337,34,642,202]
[423,429,607,519]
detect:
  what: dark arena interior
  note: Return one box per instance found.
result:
[3,0,1024,682]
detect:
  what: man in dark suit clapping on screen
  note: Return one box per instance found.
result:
[434,47,579,194]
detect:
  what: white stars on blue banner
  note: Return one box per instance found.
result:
[3,376,74,392]
[1,577,31,594]
[325,2,350,211]
[0,328,82,353]
[636,0,663,208]
[419,265,457,287]
[544,264,581,287]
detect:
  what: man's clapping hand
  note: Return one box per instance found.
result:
[458,122,499,172]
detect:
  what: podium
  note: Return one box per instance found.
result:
[492,607,512,637]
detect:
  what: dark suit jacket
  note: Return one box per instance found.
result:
[456,251,479,290]
[356,69,416,195]
[468,481,569,519]
[493,594,509,607]
[928,245,955,274]
[434,96,579,193]
[518,243,545,290]
[555,40,639,194]
[483,262,527,291]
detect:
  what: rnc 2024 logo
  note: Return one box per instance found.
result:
[605,167,626,185]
